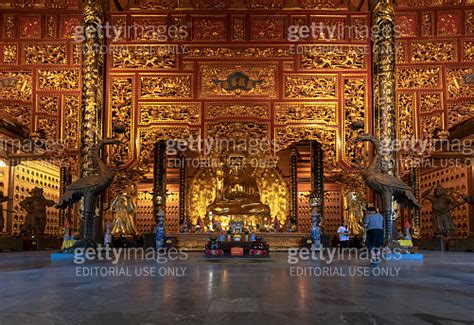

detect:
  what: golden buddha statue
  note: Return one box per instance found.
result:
[207,155,270,229]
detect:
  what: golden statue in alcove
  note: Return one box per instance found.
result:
[207,155,270,229]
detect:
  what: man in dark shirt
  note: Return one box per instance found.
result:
[364,206,384,266]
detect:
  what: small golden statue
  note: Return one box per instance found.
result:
[110,192,138,236]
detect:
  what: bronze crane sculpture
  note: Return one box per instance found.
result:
[56,138,123,245]
[354,134,420,239]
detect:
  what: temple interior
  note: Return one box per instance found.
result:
[0,0,474,323]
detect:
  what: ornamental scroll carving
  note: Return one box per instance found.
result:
[411,41,456,63]
[446,67,474,100]
[275,126,338,170]
[343,78,366,164]
[140,75,192,99]
[37,95,59,114]
[185,47,291,59]
[419,92,443,114]
[62,94,80,150]
[300,46,366,70]
[36,116,58,140]
[24,44,67,65]
[110,78,134,163]
[420,113,443,139]
[275,102,337,125]
[3,44,17,63]
[37,69,80,91]
[111,46,176,70]
[396,67,440,89]
[205,103,270,119]
[139,103,201,125]
[397,93,416,175]
[205,121,269,143]
[285,75,337,99]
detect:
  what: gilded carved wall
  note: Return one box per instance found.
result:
[395,5,474,236]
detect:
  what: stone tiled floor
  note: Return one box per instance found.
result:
[0,250,473,324]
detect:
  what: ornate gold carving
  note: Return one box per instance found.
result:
[411,41,456,63]
[3,44,17,63]
[24,44,67,65]
[205,122,269,142]
[284,75,337,99]
[205,103,270,119]
[185,46,291,59]
[4,15,16,38]
[46,15,57,37]
[37,95,59,114]
[446,67,474,99]
[246,0,284,9]
[396,14,417,37]
[420,113,443,139]
[192,0,232,8]
[111,46,176,70]
[140,75,192,99]
[298,0,339,9]
[138,126,200,162]
[72,44,81,65]
[396,67,440,89]
[372,0,397,174]
[275,102,337,125]
[136,0,178,9]
[397,93,416,174]
[275,126,338,169]
[139,103,200,125]
[463,40,474,61]
[232,17,245,40]
[36,116,58,139]
[0,71,32,101]
[0,103,31,130]
[81,0,105,177]
[466,11,474,34]
[300,46,366,70]
[396,41,407,64]
[397,93,416,140]
[193,18,226,41]
[200,64,277,98]
[419,92,443,114]
[62,94,80,150]
[343,78,366,164]
[421,12,433,36]
[250,18,285,40]
[447,102,474,128]
[110,78,134,163]
[37,69,80,91]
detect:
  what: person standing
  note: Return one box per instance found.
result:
[364,206,384,266]
[337,221,350,251]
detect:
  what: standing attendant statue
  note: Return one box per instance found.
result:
[422,185,469,238]
[20,187,55,236]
